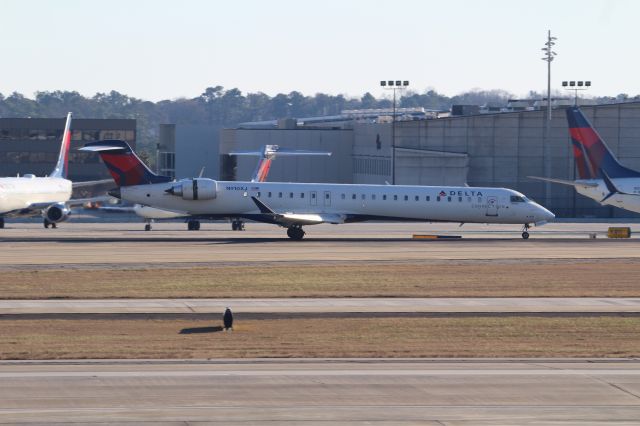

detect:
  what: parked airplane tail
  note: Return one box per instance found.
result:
[566,107,640,178]
[571,139,594,180]
[50,112,73,179]
[80,140,172,186]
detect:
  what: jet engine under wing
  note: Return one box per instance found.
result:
[528,176,599,188]
[250,196,345,226]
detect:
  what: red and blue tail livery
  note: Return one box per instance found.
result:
[50,112,73,179]
[81,140,172,187]
[566,107,640,179]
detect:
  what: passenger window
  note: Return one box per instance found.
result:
[361,194,366,200]
[458,197,462,202]
[426,196,430,201]
[279,192,283,198]
[447,196,452,202]
[268,192,272,198]
[341,194,346,200]
[383,195,387,200]
[325,193,330,199]
[257,192,261,198]
[289,192,294,198]
[352,194,356,200]
[311,193,316,199]
[394,195,398,201]
[415,195,419,201]
[301,193,305,198]
[404,195,408,201]
[437,196,441,202]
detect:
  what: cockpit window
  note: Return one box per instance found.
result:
[510,195,525,203]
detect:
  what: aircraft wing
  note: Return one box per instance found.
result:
[528,176,599,188]
[250,196,345,226]
[72,179,113,189]
[66,195,113,208]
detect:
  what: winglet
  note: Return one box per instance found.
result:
[250,196,275,214]
[600,169,626,203]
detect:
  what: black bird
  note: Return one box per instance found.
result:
[223,307,233,331]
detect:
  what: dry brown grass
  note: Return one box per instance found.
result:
[1,261,639,299]
[1,316,638,359]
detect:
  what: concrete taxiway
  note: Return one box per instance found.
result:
[1,359,639,425]
[1,222,640,268]
[2,297,640,315]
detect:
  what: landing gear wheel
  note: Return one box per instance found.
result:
[521,223,530,239]
[231,220,245,231]
[522,231,530,239]
[0,218,4,229]
[286,226,305,241]
[145,224,152,231]
[231,221,238,231]
[44,219,51,229]
[187,220,200,231]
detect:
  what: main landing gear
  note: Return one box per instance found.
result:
[521,224,530,240]
[43,219,57,229]
[286,225,305,241]
[144,220,153,231]
[231,219,245,231]
[0,218,4,229]
[187,220,201,231]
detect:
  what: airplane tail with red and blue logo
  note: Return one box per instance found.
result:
[81,140,172,186]
[50,112,72,179]
[566,107,640,179]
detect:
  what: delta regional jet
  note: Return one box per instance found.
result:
[0,112,107,229]
[82,140,554,240]
[531,107,640,214]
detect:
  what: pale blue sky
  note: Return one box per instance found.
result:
[1,0,637,101]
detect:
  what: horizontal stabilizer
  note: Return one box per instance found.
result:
[528,176,598,188]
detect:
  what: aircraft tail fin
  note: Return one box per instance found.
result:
[50,112,73,178]
[566,107,640,179]
[80,140,172,187]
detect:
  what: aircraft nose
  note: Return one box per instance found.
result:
[537,204,555,222]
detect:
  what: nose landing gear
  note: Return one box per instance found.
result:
[521,223,530,239]
[286,226,305,241]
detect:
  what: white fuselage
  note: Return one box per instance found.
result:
[0,176,72,214]
[120,180,554,225]
[575,178,640,213]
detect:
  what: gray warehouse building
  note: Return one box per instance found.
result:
[217,102,640,218]
[0,116,136,182]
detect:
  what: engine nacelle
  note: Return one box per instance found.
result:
[43,203,71,223]
[165,178,217,201]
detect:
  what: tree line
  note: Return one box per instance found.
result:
[0,87,637,163]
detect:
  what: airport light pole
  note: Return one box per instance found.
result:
[562,81,591,106]
[380,80,409,185]
[541,31,557,207]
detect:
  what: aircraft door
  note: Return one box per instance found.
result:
[310,191,317,206]
[486,196,498,216]
[324,191,331,207]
